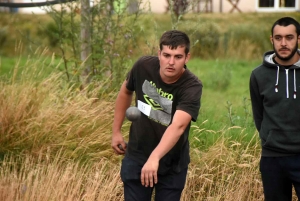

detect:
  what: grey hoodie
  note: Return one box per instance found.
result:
[250,50,300,156]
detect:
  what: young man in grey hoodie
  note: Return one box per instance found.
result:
[250,17,300,201]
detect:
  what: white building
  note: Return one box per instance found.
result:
[146,0,300,13]
[2,0,299,14]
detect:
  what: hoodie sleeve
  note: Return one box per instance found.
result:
[249,72,263,131]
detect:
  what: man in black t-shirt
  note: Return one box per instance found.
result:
[112,30,202,201]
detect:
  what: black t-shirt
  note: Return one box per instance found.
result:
[125,56,202,174]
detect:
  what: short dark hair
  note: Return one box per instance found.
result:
[159,30,190,55]
[271,17,300,36]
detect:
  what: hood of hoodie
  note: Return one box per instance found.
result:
[262,50,300,99]
[263,50,300,69]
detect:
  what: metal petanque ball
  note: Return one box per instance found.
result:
[118,142,128,151]
[126,106,141,121]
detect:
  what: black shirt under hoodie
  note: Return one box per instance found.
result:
[250,50,300,157]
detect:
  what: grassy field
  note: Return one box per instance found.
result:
[0,62,266,200]
[0,10,300,200]
[0,54,267,201]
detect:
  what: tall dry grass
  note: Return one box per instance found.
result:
[0,154,123,201]
[0,126,265,201]
[184,127,264,201]
[0,52,130,164]
[0,128,274,201]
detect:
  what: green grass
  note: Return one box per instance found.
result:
[0,56,29,75]
[0,54,64,82]
[189,58,261,124]
[187,58,261,150]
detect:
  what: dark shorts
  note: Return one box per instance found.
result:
[260,155,300,201]
[120,156,188,201]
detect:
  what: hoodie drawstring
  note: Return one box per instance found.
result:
[294,69,297,99]
[275,67,297,99]
[286,69,289,98]
[275,66,279,92]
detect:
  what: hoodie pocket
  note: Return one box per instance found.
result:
[263,130,300,153]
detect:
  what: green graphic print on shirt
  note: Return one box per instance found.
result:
[140,80,173,126]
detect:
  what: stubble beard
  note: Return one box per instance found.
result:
[274,43,298,61]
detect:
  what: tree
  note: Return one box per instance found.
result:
[80,0,92,88]
[166,0,189,19]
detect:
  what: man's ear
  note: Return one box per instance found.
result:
[270,35,273,44]
[158,49,161,59]
[185,53,191,64]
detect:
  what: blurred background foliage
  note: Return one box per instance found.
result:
[1,10,299,59]
[0,0,299,92]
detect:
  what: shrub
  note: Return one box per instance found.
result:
[222,24,271,59]
[184,22,221,59]
[36,0,150,89]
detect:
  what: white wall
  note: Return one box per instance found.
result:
[142,0,256,13]
[9,0,300,14]
[10,0,47,14]
[13,0,256,14]
[144,0,167,13]
[214,0,256,13]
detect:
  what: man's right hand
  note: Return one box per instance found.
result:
[111,132,127,155]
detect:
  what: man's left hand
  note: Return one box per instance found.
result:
[140,158,159,187]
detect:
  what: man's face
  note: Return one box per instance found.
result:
[158,45,190,84]
[271,24,300,62]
